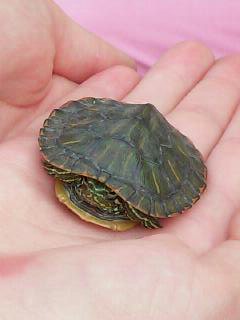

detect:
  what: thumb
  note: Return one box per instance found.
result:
[0,0,136,106]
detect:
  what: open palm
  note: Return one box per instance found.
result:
[1,2,240,319]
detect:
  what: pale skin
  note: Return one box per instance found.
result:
[0,1,240,319]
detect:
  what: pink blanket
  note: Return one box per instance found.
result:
[55,0,240,73]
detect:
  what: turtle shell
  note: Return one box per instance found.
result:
[39,97,206,218]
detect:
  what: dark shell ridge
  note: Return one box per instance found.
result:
[39,97,206,218]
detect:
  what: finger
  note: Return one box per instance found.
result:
[0,65,139,141]
[205,103,240,239]
[159,56,240,252]
[166,55,240,158]
[164,102,240,253]
[125,41,214,113]
[27,65,140,136]
[0,75,78,141]
[55,65,140,107]
[50,1,136,82]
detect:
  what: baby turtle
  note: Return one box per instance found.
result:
[38,97,206,231]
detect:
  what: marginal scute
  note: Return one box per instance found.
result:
[39,97,207,219]
[97,170,111,183]
[117,183,136,202]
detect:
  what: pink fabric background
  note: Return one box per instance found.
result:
[55,0,240,73]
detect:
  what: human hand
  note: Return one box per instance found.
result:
[0,4,240,317]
